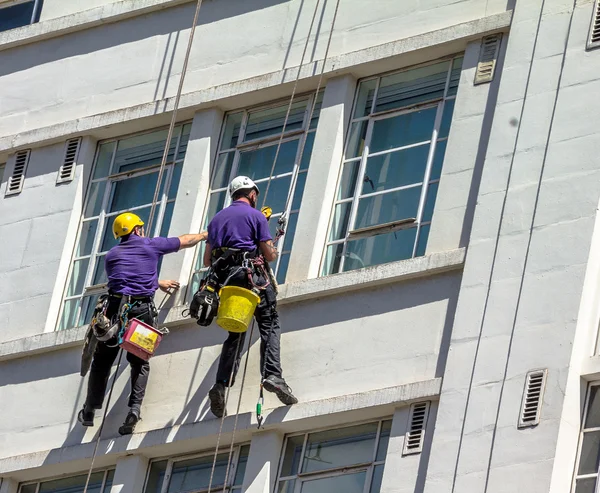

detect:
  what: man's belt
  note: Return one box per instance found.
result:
[108,292,154,303]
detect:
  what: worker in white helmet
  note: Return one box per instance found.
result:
[201,175,297,418]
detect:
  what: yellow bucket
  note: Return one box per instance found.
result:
[216,286,260,333]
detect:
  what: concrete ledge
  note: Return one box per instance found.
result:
[0,0,192,52]
[0,11,512,151]
[0,379,442,478]
[581,356,600,381]
[0,249,465,362]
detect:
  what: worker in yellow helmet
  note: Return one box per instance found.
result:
[78,212,207,435]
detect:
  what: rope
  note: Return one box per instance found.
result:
[147,0,206,234]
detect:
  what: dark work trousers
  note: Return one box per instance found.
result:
[214,263,282,387]
[85,298,156,412]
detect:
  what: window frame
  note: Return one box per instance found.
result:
[321,55,462,275]
[0,0,43,32]
[56,123,191,331]
[18,468,115,493]
[275,418,392,493]
[188,91,321,292]
[572,381,600,493]
[144,444,249,493]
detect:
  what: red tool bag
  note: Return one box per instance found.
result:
[120,318,165,361]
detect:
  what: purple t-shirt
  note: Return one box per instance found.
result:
[105,234,181,296]
[208,200,272,251]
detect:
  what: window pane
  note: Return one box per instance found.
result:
[416,224,430,257]
[300,472,367,493]
[234,445,251,486]
[238,140,299,181]
[354,79,377,118]
[423,183,438,223]
[446,57,463,97]
[85,181,107,218]
[245,100,307,141]
[94,142,116,179]
[362,144,429,194]
[430,140,446,181]
[59,299,80,331]
[575,478,597,493]
[329,203,351,242]
[160,201,175,238]
[79,295,100,327]
[578,430,600,475]
[303,423,379,474]
[259,175,292,214]
[39,472,105,493]
[0,1,35,33]
[276,254,290,285]
[77,220,98,257]
[370,107,437,154]
[68,258,90,296]
[222,112,243,150]
[92,256,107,285]
[300,132,315,170]
[586,386,600,429]
[168,163,182,199]
[281,435,305,476]
[113,130,177,174]
[355,186,421,230]
[375,61,450,112]
[309,91,324,129]
[168,454,229,492]
[109,173,159,212]
[347,121,368,158]
[292,172,307,210]
[344,227,417,272]
[283,213,298,252]
[205,191,227,226]
[376,420,392,461]
[439,99,455,139]
[278,480,296,493]
[370,465,385,493]
[213,152,235,190]
[20,485,36,493]
[338,161,360,200]
[103,470,115,493]
[145,460,168,493]
[177,124,192,160]
[322,243,344,276]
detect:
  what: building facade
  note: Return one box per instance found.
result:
[1,0,600,492]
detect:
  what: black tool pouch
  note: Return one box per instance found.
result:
[190,287,220,326]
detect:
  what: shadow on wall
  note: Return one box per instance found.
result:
[0,0,292,77]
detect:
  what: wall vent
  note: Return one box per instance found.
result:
[403,401,430,455]
[6,150,31,196]
[57,138,81,184]
[474,34,502,85]
[588,0,600,49]
[518,369,547,428]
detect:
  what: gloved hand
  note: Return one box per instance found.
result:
[261,206,272,221]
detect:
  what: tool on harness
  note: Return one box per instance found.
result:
[256,383,265,429]
[189,275,220,326]
[261,206,272,221]
[117,301,168,361]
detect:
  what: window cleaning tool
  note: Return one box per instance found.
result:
[119,319,167,361]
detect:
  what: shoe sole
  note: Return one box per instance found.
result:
[263,381,298,406]
[118,425,135,436]
[77,410,94,427]
[208,388,226,419]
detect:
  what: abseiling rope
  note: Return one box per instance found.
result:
[82,2,205,491]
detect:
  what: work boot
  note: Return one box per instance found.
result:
[77,407,95,427]
[263,375,298,406]
[118,411,140,436]
[208,383,227,419]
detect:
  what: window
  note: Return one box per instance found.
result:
[323,56,463,275]
[190,92,322,292]
[57,124,191,331]
[0,163,5,185]
[19,469,114,493]
[0,0,43,33]
[145,445,249,493]
[573,383,600,493]
[276,420,391,493]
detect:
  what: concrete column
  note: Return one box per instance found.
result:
[156,107,223,311]
[241,430,284,493]
[286,74,356,282]
[110,454,149,493]
[0,478,19,493]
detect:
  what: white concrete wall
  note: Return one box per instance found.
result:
[0,0,509,138]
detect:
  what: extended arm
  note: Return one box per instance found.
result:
[178,231,208,249]
[259,240,278,262]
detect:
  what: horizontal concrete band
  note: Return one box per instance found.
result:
[0,249,465,362]
[0,12,512,151]
[0,378,442,477]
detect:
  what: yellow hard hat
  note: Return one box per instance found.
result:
[113,212,144,239]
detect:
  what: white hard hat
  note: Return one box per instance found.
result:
[229,176,259,197]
